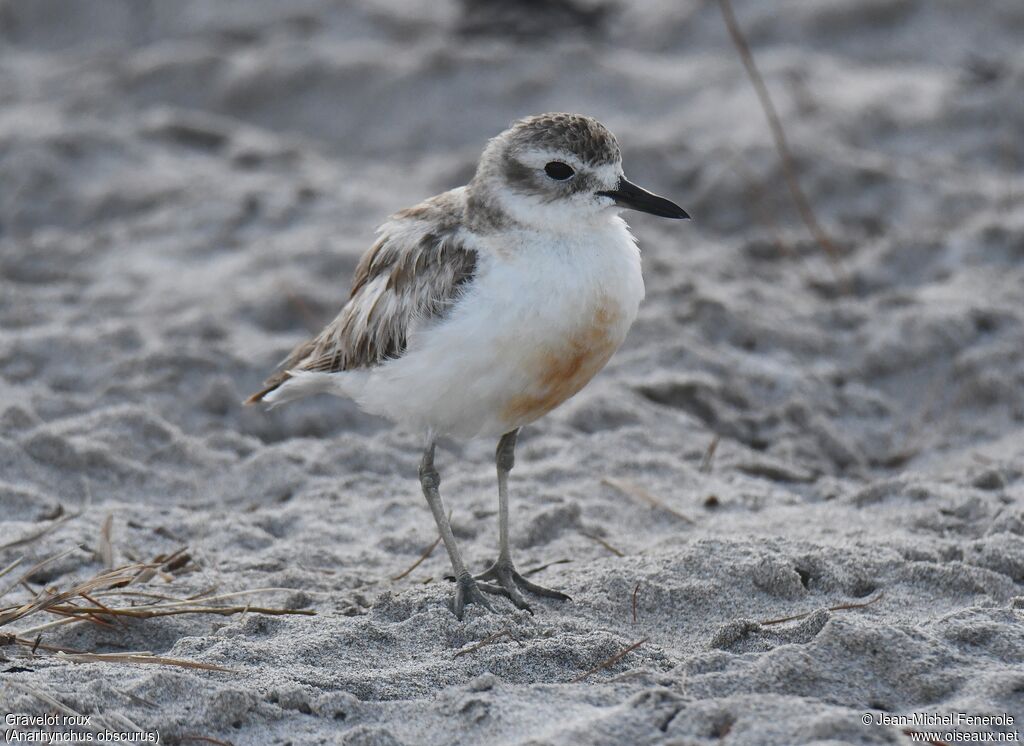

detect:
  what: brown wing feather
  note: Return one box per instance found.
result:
[246,190,477,404]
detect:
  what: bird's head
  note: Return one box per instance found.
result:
[468,112,688,233]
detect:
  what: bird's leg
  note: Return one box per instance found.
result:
[419,441,501,619]
[475,429,571,611]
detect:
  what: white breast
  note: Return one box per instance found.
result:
[353,216,644,439]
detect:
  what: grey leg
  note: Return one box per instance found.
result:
[475,430,571,611]
[496,428,516,564]
[419,442,497,619]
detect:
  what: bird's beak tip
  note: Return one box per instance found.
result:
[598,177,689,220]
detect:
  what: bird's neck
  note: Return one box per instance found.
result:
[464,181,519,235]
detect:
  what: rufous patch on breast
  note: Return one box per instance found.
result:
[502,297,622,426]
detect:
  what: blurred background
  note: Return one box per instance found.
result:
[2,2,1024,741]
[2,0,1022,490]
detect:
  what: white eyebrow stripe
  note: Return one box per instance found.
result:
[513,148,589,171]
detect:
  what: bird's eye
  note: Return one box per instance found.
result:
[544,161,575,180]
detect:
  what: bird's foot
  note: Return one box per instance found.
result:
[474,559,571,612]
[452,572,499,620]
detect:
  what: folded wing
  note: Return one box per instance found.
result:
[246,189,478,404]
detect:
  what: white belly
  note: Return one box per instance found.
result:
[354,218,644,439]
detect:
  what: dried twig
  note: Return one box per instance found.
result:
[108,587,297,607]
[1,635,235,672]
[2,491,94,553]
[391,510,451,581]
[631,582,641,625]
[0,547,78,600]
[717,0,843,270]
[759,590,885,626]
[26,604,314,620]
[2,550,314,643]
[572,638,648,682]
[727,151,794,259]
[97,514,114,569]
[55,651,235,672]
[118,690,158,709]
[6,682,105,735]
[521,558,572,577]
[4,679,144,738]
[79,591,118,620]
[0,551,310,675]
[452,628,522,659]
[391,537,441,581]
[0,512,78,552]
[579,531,625,558]
[601,478,694,524]
[0,562,153,627]
[131,547,190,585]
[7,679,146,740]
[0,557,24,582]
[108,712,146,736]
[699,435,721,474]
[15,587,304,637]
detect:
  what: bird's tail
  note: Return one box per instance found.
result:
[243,382,282,406]
[244,370,350,408]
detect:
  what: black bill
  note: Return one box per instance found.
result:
[597,177,690,219]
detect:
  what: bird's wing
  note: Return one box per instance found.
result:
[246,189,477,403]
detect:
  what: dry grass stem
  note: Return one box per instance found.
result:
[55,651,235,672]
[521,558,572,577]
[119,690,158,709]
[579,531,625,557]
[1,549,315,670]
[0,492,93,553]
[0,511,79,551]
[0,562,152,627]
[727,152,794,259]
[452,628,522,659]
[717,0,845,277]
[391,536,442,581]
[97,514,114,568]
[4,680,144,737]
[572,638,649,682]
[13,585,305,637]
[6,682,106,734]
[631,582,641,625]
[602,477,694,524]
[759,591,885,626]
[130,602,294,618]
[1,634,236,672]
[30,604,314,620]
[0,547,78,600]
[0,557,24,582]
[700,435,721,474]
[130,546,191,585]
[391,509,451,581]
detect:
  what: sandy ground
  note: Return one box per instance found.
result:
[2,1,1023,744]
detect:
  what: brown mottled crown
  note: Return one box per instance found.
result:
[504,113,621,166]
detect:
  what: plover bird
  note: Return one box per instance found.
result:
[247,113,688,618]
